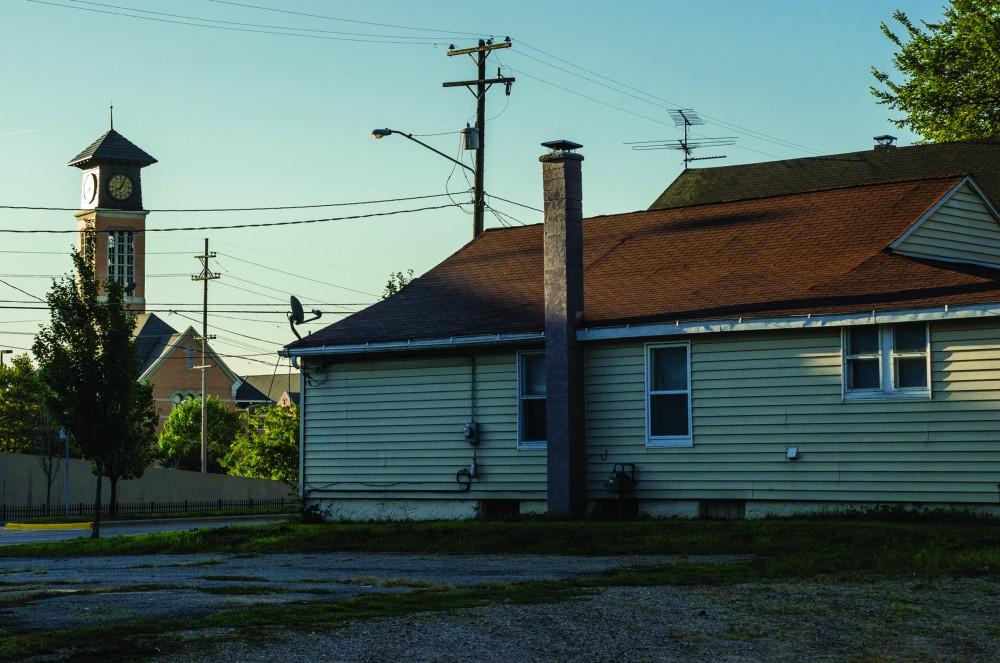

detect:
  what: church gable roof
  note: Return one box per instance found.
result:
[133,312,178,374]
[67,129,157,169]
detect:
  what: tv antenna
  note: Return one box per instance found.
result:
[287,295,322,340]
[625,109,735,170]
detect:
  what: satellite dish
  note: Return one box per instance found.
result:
[287,295,322,340]
[289,296,305,325]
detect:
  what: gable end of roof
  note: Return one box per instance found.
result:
[891,176,1000,270]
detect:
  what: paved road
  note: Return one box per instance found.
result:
[0,515,291,546]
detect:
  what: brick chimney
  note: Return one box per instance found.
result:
[539,140,585,518]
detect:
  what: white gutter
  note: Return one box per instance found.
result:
[577,302,1000,342]
[282,331,545,357]
[281,302,1000,356]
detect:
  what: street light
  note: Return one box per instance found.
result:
[0,349,12,367]
[371,127,482,238]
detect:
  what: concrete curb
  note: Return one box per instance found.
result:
[99,513,297,529]
[4,522,92,531]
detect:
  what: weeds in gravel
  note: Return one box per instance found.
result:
[0,579,587,662]
[3,514,1000,583]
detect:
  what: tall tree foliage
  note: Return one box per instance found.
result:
[0,354,47,453]
[222,404,299,485]
[871,1,1000,142]
[382,269,414,299]
[158,395,243,473]
[33,242,157,537]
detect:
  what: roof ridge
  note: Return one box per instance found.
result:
[680,138,1000,176]
[645,173,969,213]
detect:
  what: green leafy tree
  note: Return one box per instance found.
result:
[33,242,158,537]
[382,269,414,299]
[158,395,243,473]
[0,354,47,453]
[871,1,1000,142]
[222,404,299,485]
[34,408,64,512]
[105,381,159,514]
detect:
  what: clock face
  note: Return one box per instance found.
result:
[107,173,134,201]
[82,173,97,204]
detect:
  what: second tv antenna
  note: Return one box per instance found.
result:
[626,109,735,170]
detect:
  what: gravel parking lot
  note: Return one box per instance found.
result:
[4,552,999,661]
[173,578,1000,663]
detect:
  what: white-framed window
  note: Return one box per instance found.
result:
[645,341,693,448]
[107,229,135,289]
[843,323,930,399]
[517,351,546,449]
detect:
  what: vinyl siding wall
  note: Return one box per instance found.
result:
[586,318,1000,504]
[894,182,1000,268]
[301,353,546,502]
[301,318,1000,509]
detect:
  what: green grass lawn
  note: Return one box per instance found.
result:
[3,513,1000,581]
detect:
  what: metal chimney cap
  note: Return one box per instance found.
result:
[873,134,897,145]
[541,139,583,152]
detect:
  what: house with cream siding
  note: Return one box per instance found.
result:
[285,138,1000,520]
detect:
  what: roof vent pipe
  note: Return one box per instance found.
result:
[874,134,897,150]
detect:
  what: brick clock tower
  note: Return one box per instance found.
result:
[68,125,157,312]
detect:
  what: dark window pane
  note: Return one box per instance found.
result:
[893,323,926,353]
[895,357,928,389]
[652,347,687,391]
[849,326,879,355]
[650,394,689,437]
[521,398,546,441]
[848,358,880,390]
[522,355,545,396]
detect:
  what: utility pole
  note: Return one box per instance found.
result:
[191,238,219,473]
[443,38,515,238]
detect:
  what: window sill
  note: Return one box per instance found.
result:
[646,437,693,449]
[843,391,931,402]
[518,441,546,451]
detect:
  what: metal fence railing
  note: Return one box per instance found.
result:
[1,497,299,522]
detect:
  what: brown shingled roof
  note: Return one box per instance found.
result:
[649,138,1000,210]
[290,176,1000,350]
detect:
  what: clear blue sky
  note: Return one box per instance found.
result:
[0,0,946,374]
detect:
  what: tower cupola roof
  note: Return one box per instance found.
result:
[67,129,157,169]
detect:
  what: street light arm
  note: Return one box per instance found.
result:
[382,129,475,173]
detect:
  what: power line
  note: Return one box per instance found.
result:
[213,278,287,303]
[0,278,46,302]
[206,0,488,37]
[485,193,542,213]
[485,204,528,227]
[66,0,459,41]
[216,253,380,298]
[0,203,465,234]
[24,308,355,315]
[516,40,821,156]
[27,0,449,45]
[0,191,461,213]
[0,298,366,306]
[0,250,195,255]
[170,310,286,347]
[507,66,785,161]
